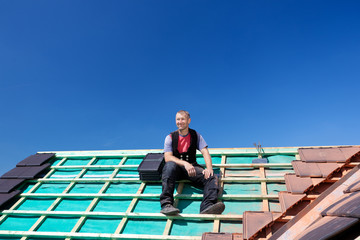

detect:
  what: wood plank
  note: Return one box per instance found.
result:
[163,182,184,236]
[20,193,279,200]
[115,182,146,234]
[260,166,269,211]
[213,155,227,233]
[0,231,203,240]
[2,210,244,220]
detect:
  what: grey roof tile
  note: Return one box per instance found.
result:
[16,153,55,167]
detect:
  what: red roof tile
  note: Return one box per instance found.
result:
[284,174,313,193]
[298,147,360,163]
[243,211,281,239]
[278,192,306,212]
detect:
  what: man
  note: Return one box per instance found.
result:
[160,110,225,215]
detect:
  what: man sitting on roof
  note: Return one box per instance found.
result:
[160,110,225,215]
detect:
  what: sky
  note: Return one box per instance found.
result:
[0,0,360,176]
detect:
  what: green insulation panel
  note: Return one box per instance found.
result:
[0,147,298,239]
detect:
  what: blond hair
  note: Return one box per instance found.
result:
[177,110,190,119]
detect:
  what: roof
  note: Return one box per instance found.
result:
[0,146,359,239]
[241,146,360,240]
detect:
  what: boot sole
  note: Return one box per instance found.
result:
[160,209,180,216]
[200,202,225,214]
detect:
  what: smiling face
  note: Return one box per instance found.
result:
[176,112,191,132]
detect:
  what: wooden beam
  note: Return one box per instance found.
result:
[20,193,279,200]
[163,182,184,236]
[2,210,243,220]
[259,166,269,211]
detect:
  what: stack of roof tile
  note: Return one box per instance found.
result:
[242,146,360,240]
[0,153,54,208]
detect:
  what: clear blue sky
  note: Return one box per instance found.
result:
[1,1,360,176]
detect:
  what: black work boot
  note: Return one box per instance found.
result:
[160,204,180,215]
[200,202,225,214]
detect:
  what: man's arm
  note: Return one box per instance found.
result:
[201,147,214,179]
[164,152,196,177]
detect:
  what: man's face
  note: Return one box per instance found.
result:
[176,113,191,131]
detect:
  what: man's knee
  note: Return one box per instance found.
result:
[162,161,178,179]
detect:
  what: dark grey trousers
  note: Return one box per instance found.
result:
[160,161,219,212]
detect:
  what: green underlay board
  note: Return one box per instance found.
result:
[93,198,133,212]
[82,169,114,178]
[105,182,141,194]
[37,216,79,232]
[20,182,37,193]
[267,183,287,194]
[122,219,167,235]
[171,219,213,236]
[124,157,144,165]
[269,200,281,212]
[0,216,39,231]
[17,197,56,211]
[220,220,243,233]
[54,198,93,211]
[93,157,122,165]
[142,183,163,194]
[226,168,261,177]
[0,147,299,239]
[197,156,222,165]
[79,217,122,233]
[49,169,82,178]
[61,157,93,166]
[223,183,261,195]
[177,199,202,214]
[35,183,69,193]
[50,158,63,166]
[223,200,262,215]
[133,199,161,213]
[69,183,104,193]
[116,169,139,178]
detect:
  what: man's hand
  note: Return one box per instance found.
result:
[202,169,214,179]
[184,162,196,177]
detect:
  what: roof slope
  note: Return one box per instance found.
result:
[242,146,360,240]
[0,147,297,239]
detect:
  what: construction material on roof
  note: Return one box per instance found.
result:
[0,190,21,207]
[242,146,360,240]
[243,211,281,240]
[1,163,50,179]
[0,179,25,193]
[16,153,55,166]
[137,153,165,181]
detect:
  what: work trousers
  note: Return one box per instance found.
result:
[160,161,219,213]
